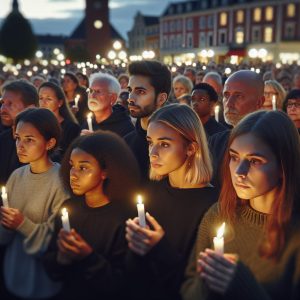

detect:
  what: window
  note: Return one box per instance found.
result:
[212,0,218,7]
[187,33,193,48]
[170,21,176,32]
[220,12,227,26]
[264,27,273,43]
[177,20,182,31]
[236,10,244,23]
[265,6,273,21]
[253,8,262,22]
[177,4,182,13]
[163,22,168,33]
[177,34,182,48]
[287,4,295,17]
[201,0,207,9]
[235,29,244,44]
[199,32,206,47]
[285,22,296,39]
[199,16,206,29]
[186,2,192,12]
[219,31,226,45]
[208,32,213,46]
[252,27,261,42]
[207,15,214,28]
[187,18,193,30]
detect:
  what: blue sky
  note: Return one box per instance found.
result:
[0,0,185,39]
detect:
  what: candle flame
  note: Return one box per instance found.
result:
[137,194,143,204]
[215,105,220,113]
[87,112,93,118]
[1,186,6,194]
[62,207,68,216]
[216,222,225,238]
[76,94,80,99]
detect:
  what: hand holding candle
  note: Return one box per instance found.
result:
[213,222,225,255]
[87,112,93,131]
[74,94,80,109]
[214,105,220,122]
[272,95,276,111]
[1,186,9,208]
[61,208,71,232]
[136,195,146,228]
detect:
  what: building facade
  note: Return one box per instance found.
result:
[160,0,300,64]
[128,12,160,57]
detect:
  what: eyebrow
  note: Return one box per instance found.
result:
[146,136,173,141]
[229,148,267,158]
[69,160,92,164]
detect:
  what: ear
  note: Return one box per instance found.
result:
[110,93,118,105]
[156,92,168,108]
[46,138,57,151]
[101,170,108,180]
[187,142,198,157]
[58,99,64,108]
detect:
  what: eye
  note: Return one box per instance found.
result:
[147,140,153,147]
[249,158,262,165]
[229,153,238,161]
[26,138,34,143]
[137,89,146,95]
[79,166,88,171]
[160,142,169,148]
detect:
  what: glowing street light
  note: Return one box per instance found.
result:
[53,48,60,55]
[35,50,43,58]
[248,48,258,58]
[94,20,103,29]
[258,48,268,59]
[108,50,117,60]
[113,40,122,50]
[207,49,215,58]
[118,50,127,60]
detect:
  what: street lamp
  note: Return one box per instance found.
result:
[113,41,122,50]
[108,50,117,60]
[248,48,258,59]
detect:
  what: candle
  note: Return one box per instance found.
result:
[1,186,9,208]
[61,208,71,232]
[213,222,225,255]
[214,105,220,122]
[272,95,276,111]
[74,94,80,108]
[137,195,146,228]
[87,112,93,131]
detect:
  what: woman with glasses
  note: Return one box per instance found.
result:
[263,80,286,111]
[283,89,300,134]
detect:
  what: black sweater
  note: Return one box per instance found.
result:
[124,119,149,181]
[81,105,134,138]
[0,128,22,185]
[43,198,134,300]
[127,178,218,300]
[204,117,227,137]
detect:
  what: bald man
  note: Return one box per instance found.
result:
[209,70,265,187]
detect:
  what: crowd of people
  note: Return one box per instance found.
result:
[0,58,300,300]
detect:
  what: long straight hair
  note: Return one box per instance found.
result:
[219,110,300,260]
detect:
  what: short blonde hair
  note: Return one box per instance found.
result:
[148,104,212,184]
[172,75,193,94]
[264,80,286,108]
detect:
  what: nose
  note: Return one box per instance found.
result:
[149,144,159,159]
[16,139,24,150]
[70,168,78,180]
[127,92,136,105]
[235,160,249,180]
[225,95,236,110]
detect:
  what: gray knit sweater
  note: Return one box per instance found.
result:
[0,163,69,299]
[181,203,300,300]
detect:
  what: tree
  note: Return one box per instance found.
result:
[0,5,37,62]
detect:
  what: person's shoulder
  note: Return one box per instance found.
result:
[124,128,137,142]
[210,129,230,141]
[0,128,13,141]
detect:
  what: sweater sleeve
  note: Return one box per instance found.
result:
[181,204,220,300]
[16,185,69,256]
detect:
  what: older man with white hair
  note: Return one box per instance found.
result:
[81,72,134,137]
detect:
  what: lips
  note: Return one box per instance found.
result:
[150,162,162,168]
[234,182,250,189]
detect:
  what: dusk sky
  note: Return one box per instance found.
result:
[0,0,184,39]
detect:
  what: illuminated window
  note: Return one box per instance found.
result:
[236,29,244,44]
[236,10,244,23]
[264,27,273,43]
[287,4,295,17]
[253,8,262,22]
[265,6,273,21]
[220,12,227,26]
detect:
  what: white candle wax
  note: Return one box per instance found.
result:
[272,95,276,111]
[87,113,93,131]
[137,195,146,228]
[1,186,9,208]
[213,222,225,255]
[214,105,220,122]
[61,208,71,232]
[74,94,80,108]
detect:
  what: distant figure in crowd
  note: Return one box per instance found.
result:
[81,73,134,137]
[184,68,196,86]
[283,89,300,133]
[191,83,226,137]
[203,72,223,98]
[181,110,300,300]
[76,72,89,89]
[172,75,193,105]
[38,81,80,161]
[0,108,69,299]
[263,80,286,110]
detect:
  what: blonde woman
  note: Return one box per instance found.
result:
[125,104,218,300]
[263,80,286,110]
[173,75,193,105]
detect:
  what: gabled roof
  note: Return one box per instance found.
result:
[144,16,159,26]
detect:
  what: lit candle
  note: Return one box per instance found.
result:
[74,94,80,108]
[61,208,71,232]
[272,95,276,111]
[87,112,93,131]
[1,186,9,208]
[213,222,225,255]
[214,105,220,122]
[137,195,146,228]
